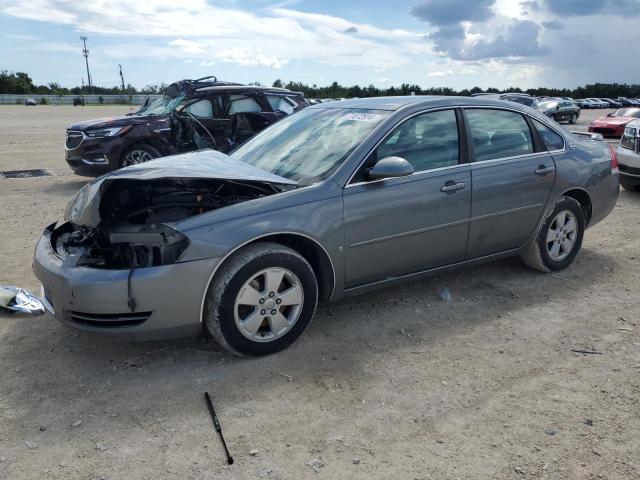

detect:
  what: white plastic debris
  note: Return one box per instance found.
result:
[438,287,452,302]
[0,286,45,315]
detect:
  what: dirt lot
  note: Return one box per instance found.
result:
[0,105,639,480]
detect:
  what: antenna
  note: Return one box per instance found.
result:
[119,64,125,92]
[80,36,93,93]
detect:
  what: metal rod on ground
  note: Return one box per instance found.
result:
[204,392,234,465]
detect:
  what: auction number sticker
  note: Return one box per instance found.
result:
[342,112,381,122]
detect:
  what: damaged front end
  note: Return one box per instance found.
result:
[52,151,296,270]
[53,177,280,269]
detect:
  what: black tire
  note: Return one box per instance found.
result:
[204,242,318,356]
[620,178,640,191]
[521,195,585,273]
[570,113,578,124]
[120,144,161,168]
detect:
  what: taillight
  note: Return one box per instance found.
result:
[609,144,619,174]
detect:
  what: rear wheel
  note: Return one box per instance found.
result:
[521,196,585,273]
[570,113,578,124]
[204,243,318,356]
[120,144,160,168]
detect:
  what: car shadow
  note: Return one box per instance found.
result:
[0,247,618,417]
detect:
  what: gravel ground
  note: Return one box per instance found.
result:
[0,105,639,480]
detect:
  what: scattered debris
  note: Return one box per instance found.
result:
[0,286,45,315]
[584,419,593,426]
[249,449,260,456]
[515,467,527,475]
[257,468,273,478]
[571,349,602,355]
[618,327,632,331]
[544,427,559,436]
[204,392,234,465]
[71,419,82,427]
[24,440,39,450]
[307,458,324,473]
[278,372,294,382]
[352,457,360,465]
[39,425,47,432]
[95,442,110,452]
[438,288,452,302]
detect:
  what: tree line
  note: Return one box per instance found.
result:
[2,69,639,99]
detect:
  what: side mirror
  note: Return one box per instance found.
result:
[368,156,414,180]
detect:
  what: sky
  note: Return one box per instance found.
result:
[1,0,639,91]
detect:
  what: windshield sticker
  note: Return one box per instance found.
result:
[341,112,381,122]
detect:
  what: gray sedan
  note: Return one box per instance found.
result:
[33,97,620,355]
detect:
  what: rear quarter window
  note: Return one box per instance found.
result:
[531,119,565,151]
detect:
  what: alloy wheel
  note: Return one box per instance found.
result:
[233,268,304,342]
[546,210,578,261]
[123,149,154,166]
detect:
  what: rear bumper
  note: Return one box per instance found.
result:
[33,224,220,341]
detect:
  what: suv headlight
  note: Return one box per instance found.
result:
[85,126,130,138]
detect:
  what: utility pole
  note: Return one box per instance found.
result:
[119,64,125,92]
[80,36,93,93]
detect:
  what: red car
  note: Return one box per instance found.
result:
[589,108,640,137]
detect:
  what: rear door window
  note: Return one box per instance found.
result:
[185,99,214,118]
[465,109,534,161]
[531,119,564,151]
[227,95,262,114]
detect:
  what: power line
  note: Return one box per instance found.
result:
[80,36,93,93]
[119,64,125,92]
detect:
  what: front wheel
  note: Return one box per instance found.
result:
[120,144,160,168]
[521,196,585,273]
[204,243,318,356]
[570,113,578,124]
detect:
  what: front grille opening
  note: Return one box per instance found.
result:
[0,169,52,179]
[68,311,151,328]
[66,131,84,149]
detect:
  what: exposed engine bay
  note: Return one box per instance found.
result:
[52,178,283,269]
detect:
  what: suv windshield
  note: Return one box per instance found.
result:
[231,108,390,185]
[138,94,186,115]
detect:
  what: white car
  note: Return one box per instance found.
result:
[617,119,640,190]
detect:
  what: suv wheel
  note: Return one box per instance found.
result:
[121,144,160,168]
[521,195,585,273]
[204,242,318,356]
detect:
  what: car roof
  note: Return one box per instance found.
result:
[195,85,303,95]
[306,95,537,112]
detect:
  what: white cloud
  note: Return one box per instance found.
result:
[427,70,453,77]
[1,0,430,70]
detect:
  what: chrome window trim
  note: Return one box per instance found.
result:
[198,231,337,323]
[344,106,462,188]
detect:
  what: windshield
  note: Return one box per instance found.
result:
[538,100,559,109]
[231,108,390,185]
[138,94,186,115]
[614,108,640,118]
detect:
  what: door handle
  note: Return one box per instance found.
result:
[440,181,466,193]
[535,165,555,175]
